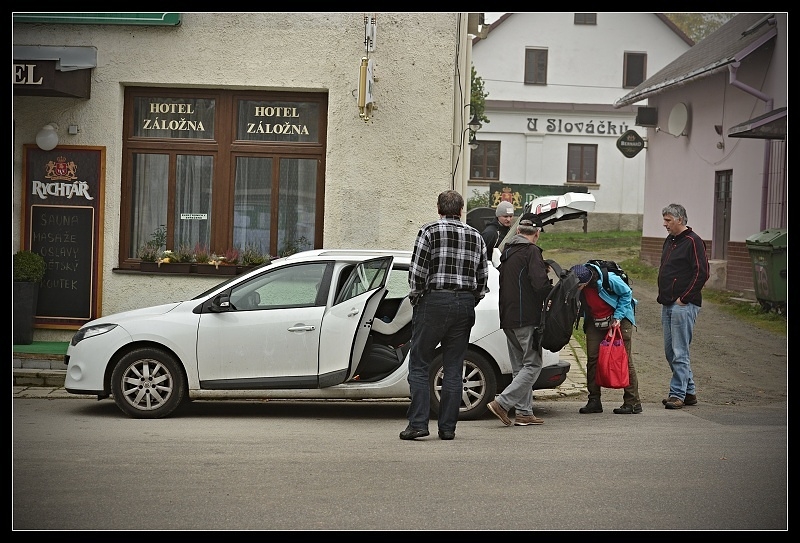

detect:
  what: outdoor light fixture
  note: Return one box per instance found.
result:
[468,113,482,132]
[36,123,59,151]
[469,131,479,150]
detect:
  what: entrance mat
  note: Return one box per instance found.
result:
[13,341,69,356]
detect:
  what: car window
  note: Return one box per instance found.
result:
[386,264,411,299]
[230,262,330,310]
[335,257,391,305]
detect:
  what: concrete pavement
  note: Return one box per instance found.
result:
[12,338,588,400]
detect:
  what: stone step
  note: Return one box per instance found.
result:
[13,368,67,387]
[13,353,67,387]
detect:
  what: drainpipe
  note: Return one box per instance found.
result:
[728,61,773,230]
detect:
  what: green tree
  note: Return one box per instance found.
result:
[470,65,489,126]
[665,13,736,43]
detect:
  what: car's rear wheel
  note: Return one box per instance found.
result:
[110,347,186,419]
[430,350,497,421]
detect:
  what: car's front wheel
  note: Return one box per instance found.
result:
[111,347,187,419]
[430,350,497,421]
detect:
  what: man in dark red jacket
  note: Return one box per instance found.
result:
[487,213,553,427]
[657,203,710,410]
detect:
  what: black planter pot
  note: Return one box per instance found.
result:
[13,281,40,345]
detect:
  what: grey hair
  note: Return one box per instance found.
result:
[662,203,688,224]
[518,221,540,235]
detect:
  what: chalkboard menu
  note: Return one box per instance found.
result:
[22,145,104,328]
[30,205,94,319]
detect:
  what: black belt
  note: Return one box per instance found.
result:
[431,288,472,293]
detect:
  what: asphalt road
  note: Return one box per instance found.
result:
[13,397,787,531]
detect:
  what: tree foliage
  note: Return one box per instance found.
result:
[665,13,736,43]
[470,65,489,126]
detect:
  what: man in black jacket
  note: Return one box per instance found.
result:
[487,213,552,427]
[657,203,709,410]
[481,200,515,261]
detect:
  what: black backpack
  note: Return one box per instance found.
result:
[586,259,631,295]
[537,259,582,352]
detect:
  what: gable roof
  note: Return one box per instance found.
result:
[473,12,693,46]
[613,13,779,107]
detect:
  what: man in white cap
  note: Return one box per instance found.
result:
[481,200,515,260]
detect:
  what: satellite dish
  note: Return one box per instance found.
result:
[667,102,689,137]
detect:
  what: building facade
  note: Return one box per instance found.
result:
[615,13,787,294]
[13,12,481,342]
[470,13,692,231]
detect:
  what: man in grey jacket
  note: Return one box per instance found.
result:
[487,213,552,426]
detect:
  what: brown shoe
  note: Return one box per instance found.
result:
[488,400,512,426]
[664,397,684,409]
[684,393,698,406]
[514,413,544,426]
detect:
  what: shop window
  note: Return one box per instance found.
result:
[119,88,327,269]
[567,144,597,183]
[470,141,501,180]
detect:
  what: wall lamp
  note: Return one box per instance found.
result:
[468,131,479,150]
[36,123,59,151]
[468,113,482,133]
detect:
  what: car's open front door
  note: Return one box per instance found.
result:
[318,256,393,386]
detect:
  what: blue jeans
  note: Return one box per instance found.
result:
[661,302,700,400]
[406,290,476,433]
[495,325,543,416]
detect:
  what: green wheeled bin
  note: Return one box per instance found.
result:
[745,229,787,314]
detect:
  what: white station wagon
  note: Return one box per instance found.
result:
[64,249,570,419]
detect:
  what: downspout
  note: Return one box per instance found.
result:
[728,62,773,230]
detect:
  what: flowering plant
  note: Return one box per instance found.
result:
[240,244,271,266]
[193,243,211,264]
[138,225,167,262]
[158,244,193,265]
[138,243,161,262]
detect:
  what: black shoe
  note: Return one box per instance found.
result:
[399,426,430,440]
[579,399,603,414]
[438,430,455,440]
[613,403,643,414]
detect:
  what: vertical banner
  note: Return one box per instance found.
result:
[22,145,105,329]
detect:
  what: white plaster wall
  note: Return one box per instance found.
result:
[473,13,691,105]
[470,13,688,222]
[13,13,468,341]
[641,25,787,243]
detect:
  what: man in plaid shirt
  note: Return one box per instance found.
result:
[400,190,488,441]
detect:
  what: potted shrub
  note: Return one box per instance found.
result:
[157,244,193,273]
[193,244,226,275]
[239,244,271,272]
[138,225,166,272]
[13,250,47,345]
[205,248,239,275]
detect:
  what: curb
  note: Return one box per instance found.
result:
[13,339,589,399]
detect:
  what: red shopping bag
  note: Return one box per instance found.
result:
[596,327,630,389]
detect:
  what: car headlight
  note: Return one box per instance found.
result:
[71,323,118,346]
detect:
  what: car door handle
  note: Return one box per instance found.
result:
[288,325,316,332]
[347,308,360,317]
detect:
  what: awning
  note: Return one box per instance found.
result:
[13,46,97,99]
[727,107,787,140]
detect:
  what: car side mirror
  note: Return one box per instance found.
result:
[209,293,232,313]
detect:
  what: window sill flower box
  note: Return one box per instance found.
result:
[140,261,192,274]
[194,263,238,275]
